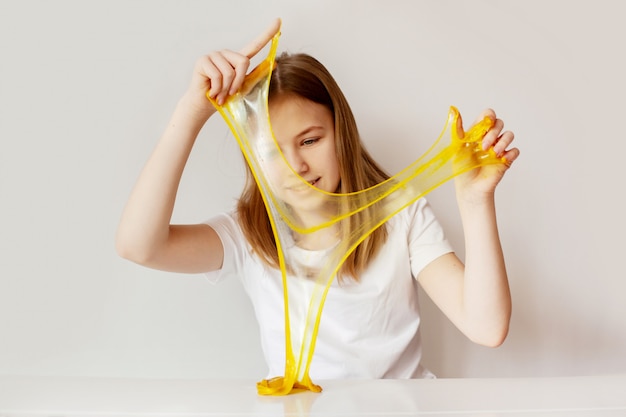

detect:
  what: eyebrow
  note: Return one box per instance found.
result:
[294,126,325,138]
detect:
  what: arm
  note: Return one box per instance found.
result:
[115,19,281,273]
[115,95,223,273]
[418,109,520,347]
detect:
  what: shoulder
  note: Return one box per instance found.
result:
[203,211,262,283]
[389,198,440,234]
[387,198,454,277]
[204,211,253,261]
[205,211,247,242]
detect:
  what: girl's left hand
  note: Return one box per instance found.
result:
[454,109,520,204]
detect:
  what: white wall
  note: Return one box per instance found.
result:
[1,0,625,379]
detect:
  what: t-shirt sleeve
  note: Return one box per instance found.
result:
[405,198,454,278]
[203,212,246,284]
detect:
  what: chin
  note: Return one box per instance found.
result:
[284,192,330,215]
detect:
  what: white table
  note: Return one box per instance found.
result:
[0,374,624,416]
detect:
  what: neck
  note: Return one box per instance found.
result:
[293,224,340,250]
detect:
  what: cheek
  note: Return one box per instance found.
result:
[264,161,296,192]
[329,144,341,175]
[326,154,342,190]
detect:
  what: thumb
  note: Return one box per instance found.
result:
[455,109,465,140]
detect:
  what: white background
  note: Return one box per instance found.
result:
[1,0,624,380]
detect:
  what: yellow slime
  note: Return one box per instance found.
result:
[208,30,505,396]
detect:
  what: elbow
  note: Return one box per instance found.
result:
[469,300,512,348]
[115,240,135,262]
[470,322,510,348]
[465,309,511,348]
[478,328,509,348]
[115,232,156,266]
[115,237,138,263]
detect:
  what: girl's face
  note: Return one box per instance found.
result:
[267,95,340,216]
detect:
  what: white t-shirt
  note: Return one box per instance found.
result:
[205,198,453,380]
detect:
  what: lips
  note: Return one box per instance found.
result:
[286,177,320,190]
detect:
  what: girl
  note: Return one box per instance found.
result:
[116,19,520,380]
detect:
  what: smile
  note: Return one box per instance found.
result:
[286,177,320,190]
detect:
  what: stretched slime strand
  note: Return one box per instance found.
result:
[208,28,505,396]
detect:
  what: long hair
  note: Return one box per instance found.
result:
[237,52,390,281]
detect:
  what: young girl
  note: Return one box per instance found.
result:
[116,19,520,380]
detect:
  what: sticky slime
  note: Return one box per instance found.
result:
[208,29,505,396]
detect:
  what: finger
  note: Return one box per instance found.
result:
[206,51,238,100]
[195,55,222,96]
[473,108,496,126]
[482,118,504,150]
[492,130,515,157]
[455,111,465,139]
[239,18,281,59]
[501,147,520,167]
[220,49,251,95]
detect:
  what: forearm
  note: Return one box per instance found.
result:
[116,95,215,262]
[458,194,512,346]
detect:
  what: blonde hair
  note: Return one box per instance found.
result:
[237,52,389,281]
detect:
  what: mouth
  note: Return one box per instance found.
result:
[286,177,320,191]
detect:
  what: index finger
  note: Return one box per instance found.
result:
[239,18,282,59]
[473,108,496,125]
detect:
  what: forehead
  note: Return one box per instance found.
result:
[269,95,334,136]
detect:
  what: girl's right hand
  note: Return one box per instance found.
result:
[184,18,281,117]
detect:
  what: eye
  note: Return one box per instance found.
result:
[302,137,319,147]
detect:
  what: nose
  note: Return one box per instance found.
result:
[284,149,309,175]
